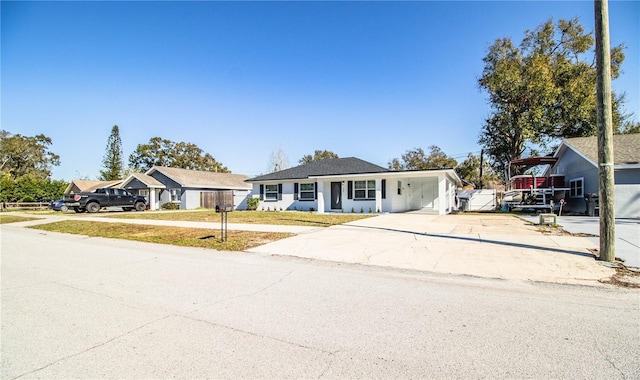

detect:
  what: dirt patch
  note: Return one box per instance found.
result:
[535,224,598,237]
[600,268,640,288]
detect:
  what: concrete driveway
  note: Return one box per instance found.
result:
[249,213,615,285]
[519,215,640,269]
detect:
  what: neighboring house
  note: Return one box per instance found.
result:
[246,157,461,214]
[121,166,251,210]
[64,180,122,194]
[545,134,640,218]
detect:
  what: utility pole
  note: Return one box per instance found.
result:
[594,0,616,262]
[479,149,484,190]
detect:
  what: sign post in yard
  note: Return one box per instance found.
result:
[219,205,230,242]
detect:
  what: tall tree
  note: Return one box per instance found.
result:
[268,146,289,173]
[0,130,60,180]
[299,150,339,165]
[99,125,124,180]
[388,146,457,171]
[478,18,627,177]
[129,137,229,172]
[454,153,500,188]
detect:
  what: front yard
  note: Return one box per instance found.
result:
[18,210,374,251]
[30,221,294,251]
[100,210,374,227]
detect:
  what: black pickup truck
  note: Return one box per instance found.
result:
[63,188,147,213]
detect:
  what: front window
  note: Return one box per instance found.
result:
[170,189,181,202]
[265,184,278,201]
[299,183,315,200]
[569,178,584,198]
[354,180,375,200]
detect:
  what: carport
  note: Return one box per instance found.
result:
[380,171,458,214]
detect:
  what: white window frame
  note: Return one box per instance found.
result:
[569,177,584,198]
[299,183,315,200]
[170,188,181,202]
[265,184,278,201]
[397,180,402,195]
[354,180,376,200]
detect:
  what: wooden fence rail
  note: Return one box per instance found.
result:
[1,202,50,211]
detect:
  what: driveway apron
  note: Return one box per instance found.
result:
[248,213,614,285]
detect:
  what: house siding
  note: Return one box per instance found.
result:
[551,147,640,218]
[615,184,640,218]
[124,178,147,189]
[253,181,319,211]
[551,148,598,214]
[250,175,456,214]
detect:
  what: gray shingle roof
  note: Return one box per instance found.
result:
[148,166,251,189]
[126,173,165,188]
[247,157,389,182]
[65,180,122,194]
[564,134,640,165]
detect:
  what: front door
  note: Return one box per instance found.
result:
[331,182,342,210]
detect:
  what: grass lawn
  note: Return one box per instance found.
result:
[102,210,374,227]
[0,214,42,224]
[29,221,293,251]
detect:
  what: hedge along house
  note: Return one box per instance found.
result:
[120,166,252,211]
[246,157,461,214]
[543,133,640,218]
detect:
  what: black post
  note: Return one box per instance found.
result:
[479,149,484,190]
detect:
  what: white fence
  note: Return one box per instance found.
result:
[456,189,497,212]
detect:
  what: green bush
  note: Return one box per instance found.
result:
[0,174,67,202]
[246,197,260,211]
[161,202,180,210]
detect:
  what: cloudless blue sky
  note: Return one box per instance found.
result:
[2,1,638,180]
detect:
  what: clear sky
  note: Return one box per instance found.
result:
[2,1,638,180]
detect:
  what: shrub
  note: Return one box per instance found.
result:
[246,197,260,211]
[161,202,180,210]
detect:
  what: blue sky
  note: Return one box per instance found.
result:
[2,1,638,180]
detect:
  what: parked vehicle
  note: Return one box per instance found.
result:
[63,188,147,213]
[49,200,67,212]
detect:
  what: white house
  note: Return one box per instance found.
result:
[246,157,461,214]
[121,166,252,210]
[544,134,640,218]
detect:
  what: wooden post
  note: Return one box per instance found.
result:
[595,0,616,262]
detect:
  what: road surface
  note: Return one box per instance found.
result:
[2,225,638,379]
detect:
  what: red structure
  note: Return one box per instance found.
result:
[503,157,569,213]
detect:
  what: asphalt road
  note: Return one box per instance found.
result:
[2,225,639,379]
